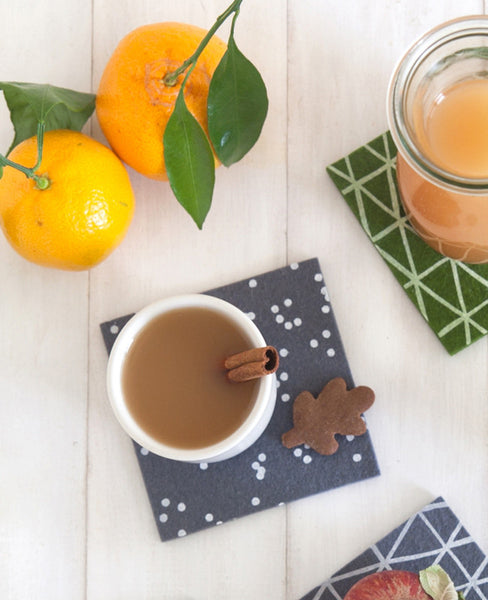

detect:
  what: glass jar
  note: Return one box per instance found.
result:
[387,16,488,263]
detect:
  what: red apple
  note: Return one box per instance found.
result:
[344,570,431,600]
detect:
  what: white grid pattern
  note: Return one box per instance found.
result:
[327,132,488,353]
[308,498,488,600]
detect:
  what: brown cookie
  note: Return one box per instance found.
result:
[281,377,375,455]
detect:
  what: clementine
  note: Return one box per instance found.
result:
[96,22,227,180]
[0,129,135,270]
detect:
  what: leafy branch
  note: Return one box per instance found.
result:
[0,121,47,187]
[163,0,244,87]
[0,82,96,188]
[163,0,268,228]
[0,0,267,227]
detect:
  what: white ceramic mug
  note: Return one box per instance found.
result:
[106,294,277,463]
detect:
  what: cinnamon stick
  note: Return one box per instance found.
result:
[224,346,279,383]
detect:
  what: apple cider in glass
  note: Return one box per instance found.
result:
[388,17,488,263]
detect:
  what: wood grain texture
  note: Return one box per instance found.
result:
[286,2,488,598]
[1,1,488,599]
[0,2,92,600]
[88,1,287,599]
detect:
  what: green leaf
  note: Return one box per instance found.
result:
[163,90,215,229]
[207,34,268,166]
[0,82,96,154]
[0,164,3,179]
[419,565,459,600]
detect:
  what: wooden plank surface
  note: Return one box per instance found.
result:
[0,2,92,600]
[87,1,287,599]
[286,2,488,598]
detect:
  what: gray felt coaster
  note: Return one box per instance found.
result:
[100,258,380,541]
[301,496,488,600]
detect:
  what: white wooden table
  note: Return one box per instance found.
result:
[2,2,487,599]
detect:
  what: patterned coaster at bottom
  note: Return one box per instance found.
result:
[101,258,380,541]
[301,497,488,600]
[327,132,488,355]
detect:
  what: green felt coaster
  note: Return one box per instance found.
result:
[327,131,488,355]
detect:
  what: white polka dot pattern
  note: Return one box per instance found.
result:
[100,258,379,541]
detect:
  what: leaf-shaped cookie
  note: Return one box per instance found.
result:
[281,377,375,455]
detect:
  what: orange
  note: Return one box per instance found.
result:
[96,22,227,180]
[0,129,135,270]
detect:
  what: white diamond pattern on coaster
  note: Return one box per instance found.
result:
[301,497,488,600]
[327,131,488,355]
